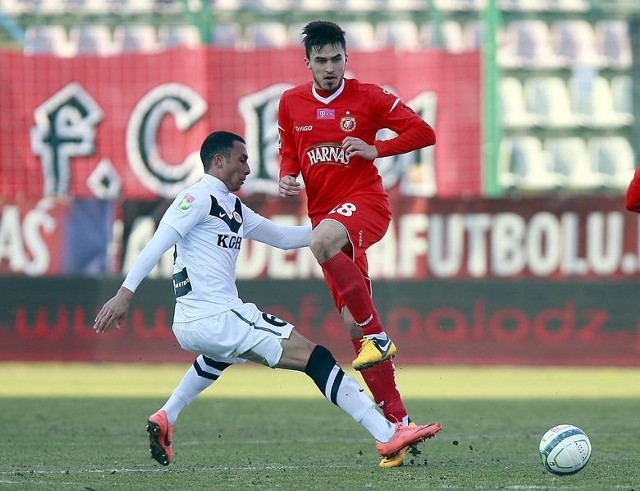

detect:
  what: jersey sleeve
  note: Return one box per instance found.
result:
[122,223,181,292]
[239,201,268,237]
[625,167,640,213]
[277,92,301,179]
[160,188,209,237]
[369,85,436,158]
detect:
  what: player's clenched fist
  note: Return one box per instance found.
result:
[342,136,378,160]
[278,175,302,197]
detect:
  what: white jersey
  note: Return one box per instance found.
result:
[159,175,262,321]
[121,173,310,323]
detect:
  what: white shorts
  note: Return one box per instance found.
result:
[172,302,294,368]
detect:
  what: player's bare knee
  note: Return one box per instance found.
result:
[277,330,317,370]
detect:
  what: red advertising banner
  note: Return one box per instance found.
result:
[0,47,481,202]
[1,277,638,365]
[1,194,639,278]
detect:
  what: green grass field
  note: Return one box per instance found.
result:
[1,364,639,490]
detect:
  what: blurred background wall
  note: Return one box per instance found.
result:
[1,0,639,365]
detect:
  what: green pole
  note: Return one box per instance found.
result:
[179,0,212,44]
[482,0,502,197]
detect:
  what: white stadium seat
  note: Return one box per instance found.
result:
[69,24,115,56]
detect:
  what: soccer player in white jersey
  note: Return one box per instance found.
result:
[93,131,442,467]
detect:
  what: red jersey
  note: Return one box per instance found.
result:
[278,78,436,219]
[626,167,640,213]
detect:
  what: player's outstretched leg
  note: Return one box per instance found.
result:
[301,344,442,463]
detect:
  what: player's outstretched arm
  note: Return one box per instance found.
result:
[94,287,134,333]
[93,222,182,334]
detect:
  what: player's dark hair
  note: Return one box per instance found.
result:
[200,131,245,171]
[302,21,346,58]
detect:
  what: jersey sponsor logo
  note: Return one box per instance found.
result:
[340,114,356,132]
[172,267,192,298]
[217,234,242,250]
[306,143,349,166]
[317,108,335,120]
[177,194,196,212]
[295,125,313,132]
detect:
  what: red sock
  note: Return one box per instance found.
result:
[351,338,408,424]
[321,252,382,335]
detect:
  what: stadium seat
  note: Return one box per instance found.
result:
[569,74,633,128]
[443,20,468,52]
[594,20,632,68]
[441,0,487,9]
[241,0,290,10]
[211,0,243,10]
[499,136,566,191]
[524,76,583,128]
[499,77,540,128]
[499,0,549,11]
[0,0,24,14]
[588,136,636,189]
[114,25,160,53]
[341,21,378,50]
[245,21,289,48]
[507,19,564,68]
[464,20,484,50]
[297,0,342,10]
[385,0,427,9]
[24,25,74,56]
[343,0,384,10]
[376,20,421,50]
[18,0,65,13]
[210,22,243,48]
[610,75,633,121]
[420,20,465,52]
[546,0,588,11]
[544,137,603,189]
[287,22,306,47]
[62,0,110,13]
[551,20,601,67]
[69,24,115,56]
[159,24,201,49]
[105,0,155,12]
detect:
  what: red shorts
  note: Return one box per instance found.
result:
[311,195,391,312]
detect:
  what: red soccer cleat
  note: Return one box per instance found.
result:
[376,422,442,458]
[146,410,173,466]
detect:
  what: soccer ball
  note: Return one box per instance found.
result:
[539,424,591,475]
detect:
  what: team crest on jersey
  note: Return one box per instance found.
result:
[340,113,356,132]
[233,211,243,223]
[177,194,196,212]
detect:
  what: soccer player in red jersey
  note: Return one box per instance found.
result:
[625,166,640,212]
[277,20,437,467]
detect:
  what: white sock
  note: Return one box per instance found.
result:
[305,345,395,442]
[335,373,395,442]
[160,355,230,424]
